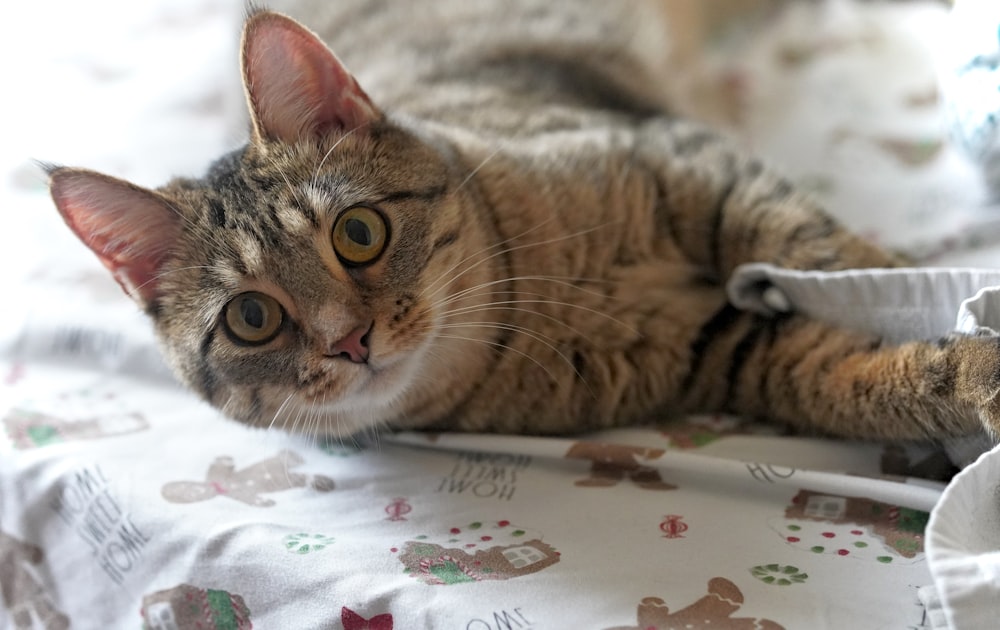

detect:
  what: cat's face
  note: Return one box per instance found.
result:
[161,128,490,434]
[47,10,498,436]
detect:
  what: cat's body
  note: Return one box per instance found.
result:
[48,1,1000,442]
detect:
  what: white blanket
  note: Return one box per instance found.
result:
[4,1,1000,628]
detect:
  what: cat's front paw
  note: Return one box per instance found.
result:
[950,334,1000,439]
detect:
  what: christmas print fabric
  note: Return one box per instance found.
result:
[0,358,945,628]
[6,0,1000,627]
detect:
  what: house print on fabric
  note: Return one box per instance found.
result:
[3,382,151,451]
[394,520,560,585]
[3,408,147,449]
[770,490,928,562]
[140,583,252,630]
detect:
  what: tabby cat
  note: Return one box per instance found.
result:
[47,0,1000,442]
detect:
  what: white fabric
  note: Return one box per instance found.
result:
[728,264,1000,343]
[729,264,1000,469]
[4,0,1000,628]
[927,444,1000,630]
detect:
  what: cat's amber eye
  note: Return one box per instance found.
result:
[223,292,284,346]
[332,206,388,265]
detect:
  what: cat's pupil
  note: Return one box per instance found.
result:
[345,218,372,246]
[240,299,265,329]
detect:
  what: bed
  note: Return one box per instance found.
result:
[3,1,1000,628]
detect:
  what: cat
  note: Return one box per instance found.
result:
[45,0,1000,442]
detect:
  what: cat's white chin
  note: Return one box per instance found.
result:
[305,346,428,433]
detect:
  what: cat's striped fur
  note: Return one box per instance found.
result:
[48,1,1000,441]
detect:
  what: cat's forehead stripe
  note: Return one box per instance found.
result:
[372,183,449,205]
[276,200,314,234]
[235,232,265,276]
[304,186,333,219]
[211,258,247,290]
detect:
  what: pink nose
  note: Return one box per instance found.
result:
[328,324,372,364]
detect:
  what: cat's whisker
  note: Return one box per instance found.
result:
[352,422,367,452]
[417,213,560,301]
[435,304,590,339]
[367,417,383,454]
[272,400,293,434]
[129,261,221,300]
[144,266,217,292]
[312,121,373,183]
[431,332,569,393]
[299,396,315,447]
[286,394,310,436]
[427,283,625,324]
[427,275,619,312]
[454,142,506,193]
[423,219,626,304]
[434,321,563,358]
[273,161,310,213]
[218,393,238,422]
[308,393,328,449]
[434,297,639,336]
[302,401,320,440]
[268,392,298,432]
[432,321,593,394]
[339,412,366,452]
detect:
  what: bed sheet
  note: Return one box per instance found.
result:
[4,1,1000,628]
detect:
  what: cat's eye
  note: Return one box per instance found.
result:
[332,206,388,266]
[223,292,284,345]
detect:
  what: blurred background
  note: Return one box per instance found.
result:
[1,0,998,307]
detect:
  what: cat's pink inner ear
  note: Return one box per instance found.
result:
[49,169,181,307]
[242,11,381,144]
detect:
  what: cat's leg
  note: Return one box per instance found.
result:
[679,303,999,440]
[634,119,1000,439]
[636,119,903,279]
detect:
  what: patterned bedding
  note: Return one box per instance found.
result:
[3,1,1000,628]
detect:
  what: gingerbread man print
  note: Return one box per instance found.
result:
[565,442,676,490]
[0,530,70,630]
[605,578,784,630]
[161,450,334,507]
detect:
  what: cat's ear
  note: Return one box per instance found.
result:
[48,167,182,309]
[241,10,382,144]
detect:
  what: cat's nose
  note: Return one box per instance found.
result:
[327,323,372,364]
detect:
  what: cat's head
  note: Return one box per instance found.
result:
[47,11,498,436]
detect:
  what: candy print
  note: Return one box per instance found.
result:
[283,533,334,554]
[659,515,688,539]
[385,497,412,522]
[749,564,808,586]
